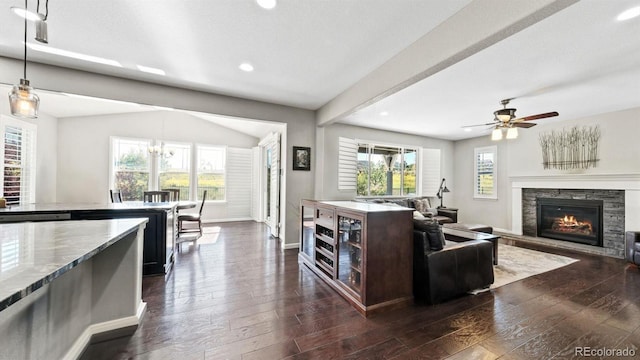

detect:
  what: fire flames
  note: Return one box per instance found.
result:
[551,214,593,235]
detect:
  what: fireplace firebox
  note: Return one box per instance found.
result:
[536,198,603,247]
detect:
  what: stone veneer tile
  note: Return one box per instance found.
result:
[521,188,625,258]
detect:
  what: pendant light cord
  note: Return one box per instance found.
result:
[23,0,27,80]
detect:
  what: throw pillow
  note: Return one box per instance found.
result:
[413,198,430,213]
[413,218,444,251]
[413,211,425,219]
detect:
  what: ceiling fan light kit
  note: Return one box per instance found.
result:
[466,98,559,141]
[491,128,503,141]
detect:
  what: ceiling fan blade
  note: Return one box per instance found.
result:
[519,111,559,121]
[513,122,536,128]
[462,122,496,128]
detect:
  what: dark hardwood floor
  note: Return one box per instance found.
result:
[82,221,640,359]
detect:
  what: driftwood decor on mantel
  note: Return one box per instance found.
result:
[539,125,600,170]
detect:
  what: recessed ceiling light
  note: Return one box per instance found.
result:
[239,63,254,72]
[10,7,41,21]
[256,0,277,9]
[136,65,166,76]
[464,128,472,132]
[379,111,389,116]
[27,43,122,67]
[617,6,640,21]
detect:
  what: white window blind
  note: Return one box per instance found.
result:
[474,146,497,199]
[421,148,441,197]
[226,147,252,218]
[1,117,37,205]
[338,137,358,191]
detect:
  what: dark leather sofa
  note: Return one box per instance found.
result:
[626,231,640,266]
[413,229,494,304]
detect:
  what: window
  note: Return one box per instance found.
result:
[158,142,191,200]
[197,145,225,200]
[111,138,225,201]
[111,138,151,201]
[474,146,497,199]
[1,116,37,205]
[356,143,417,197]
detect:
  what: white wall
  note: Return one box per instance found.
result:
[56,111,258,221]
[0,101,58,204]
[0,57,316,245]
[453,107,640,230]
[315,123,455,201]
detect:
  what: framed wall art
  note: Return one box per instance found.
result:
[293,146,311,171]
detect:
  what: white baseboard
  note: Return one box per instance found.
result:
[202,217,254,224]
[493,227,514,234]
[281,241,299,250]
[63,301,147,360]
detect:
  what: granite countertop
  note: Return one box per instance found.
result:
[0,201,178,213]
[0,218,148,312]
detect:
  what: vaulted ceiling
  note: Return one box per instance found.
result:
[0,0,638,140]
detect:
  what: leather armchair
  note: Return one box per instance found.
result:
[625,231,640,266]
[413,230,494,304]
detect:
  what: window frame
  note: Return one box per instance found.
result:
[110,137,227,202]
[355,140,418,198]
[1,116,37,206]
[157,141,192,201]
[473,145,498,200]
[195,144,227,202]
[109,136,152,201]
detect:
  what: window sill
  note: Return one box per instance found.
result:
[473,196,498,200]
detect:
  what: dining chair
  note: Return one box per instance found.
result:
[143,190,170,203]
[178,190,207,237]
[161,188,180,201]
[110,189,123,203]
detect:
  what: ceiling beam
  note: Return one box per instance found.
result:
[316,0,579,127]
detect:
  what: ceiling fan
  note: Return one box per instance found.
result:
[464,98,559,139]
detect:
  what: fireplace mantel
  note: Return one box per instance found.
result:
[510,173,640,190]
[509,173,640,237]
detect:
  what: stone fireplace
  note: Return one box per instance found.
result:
[510,174,640,258]
[536,197,603,247]
[522,188,622,255]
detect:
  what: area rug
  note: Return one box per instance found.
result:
[489,244,578,289]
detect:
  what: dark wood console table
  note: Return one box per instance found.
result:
[299,200,413,316]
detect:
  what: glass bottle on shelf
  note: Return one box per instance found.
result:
[300,203,314,260]
[337,215,362,295]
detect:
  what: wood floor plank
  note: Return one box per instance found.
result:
[79,221,640,360]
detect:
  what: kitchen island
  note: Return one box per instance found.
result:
[0,202,177,276]
[0,218,147,360]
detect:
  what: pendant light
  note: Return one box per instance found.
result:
[8,0,40,119]
[35,0,49,44]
